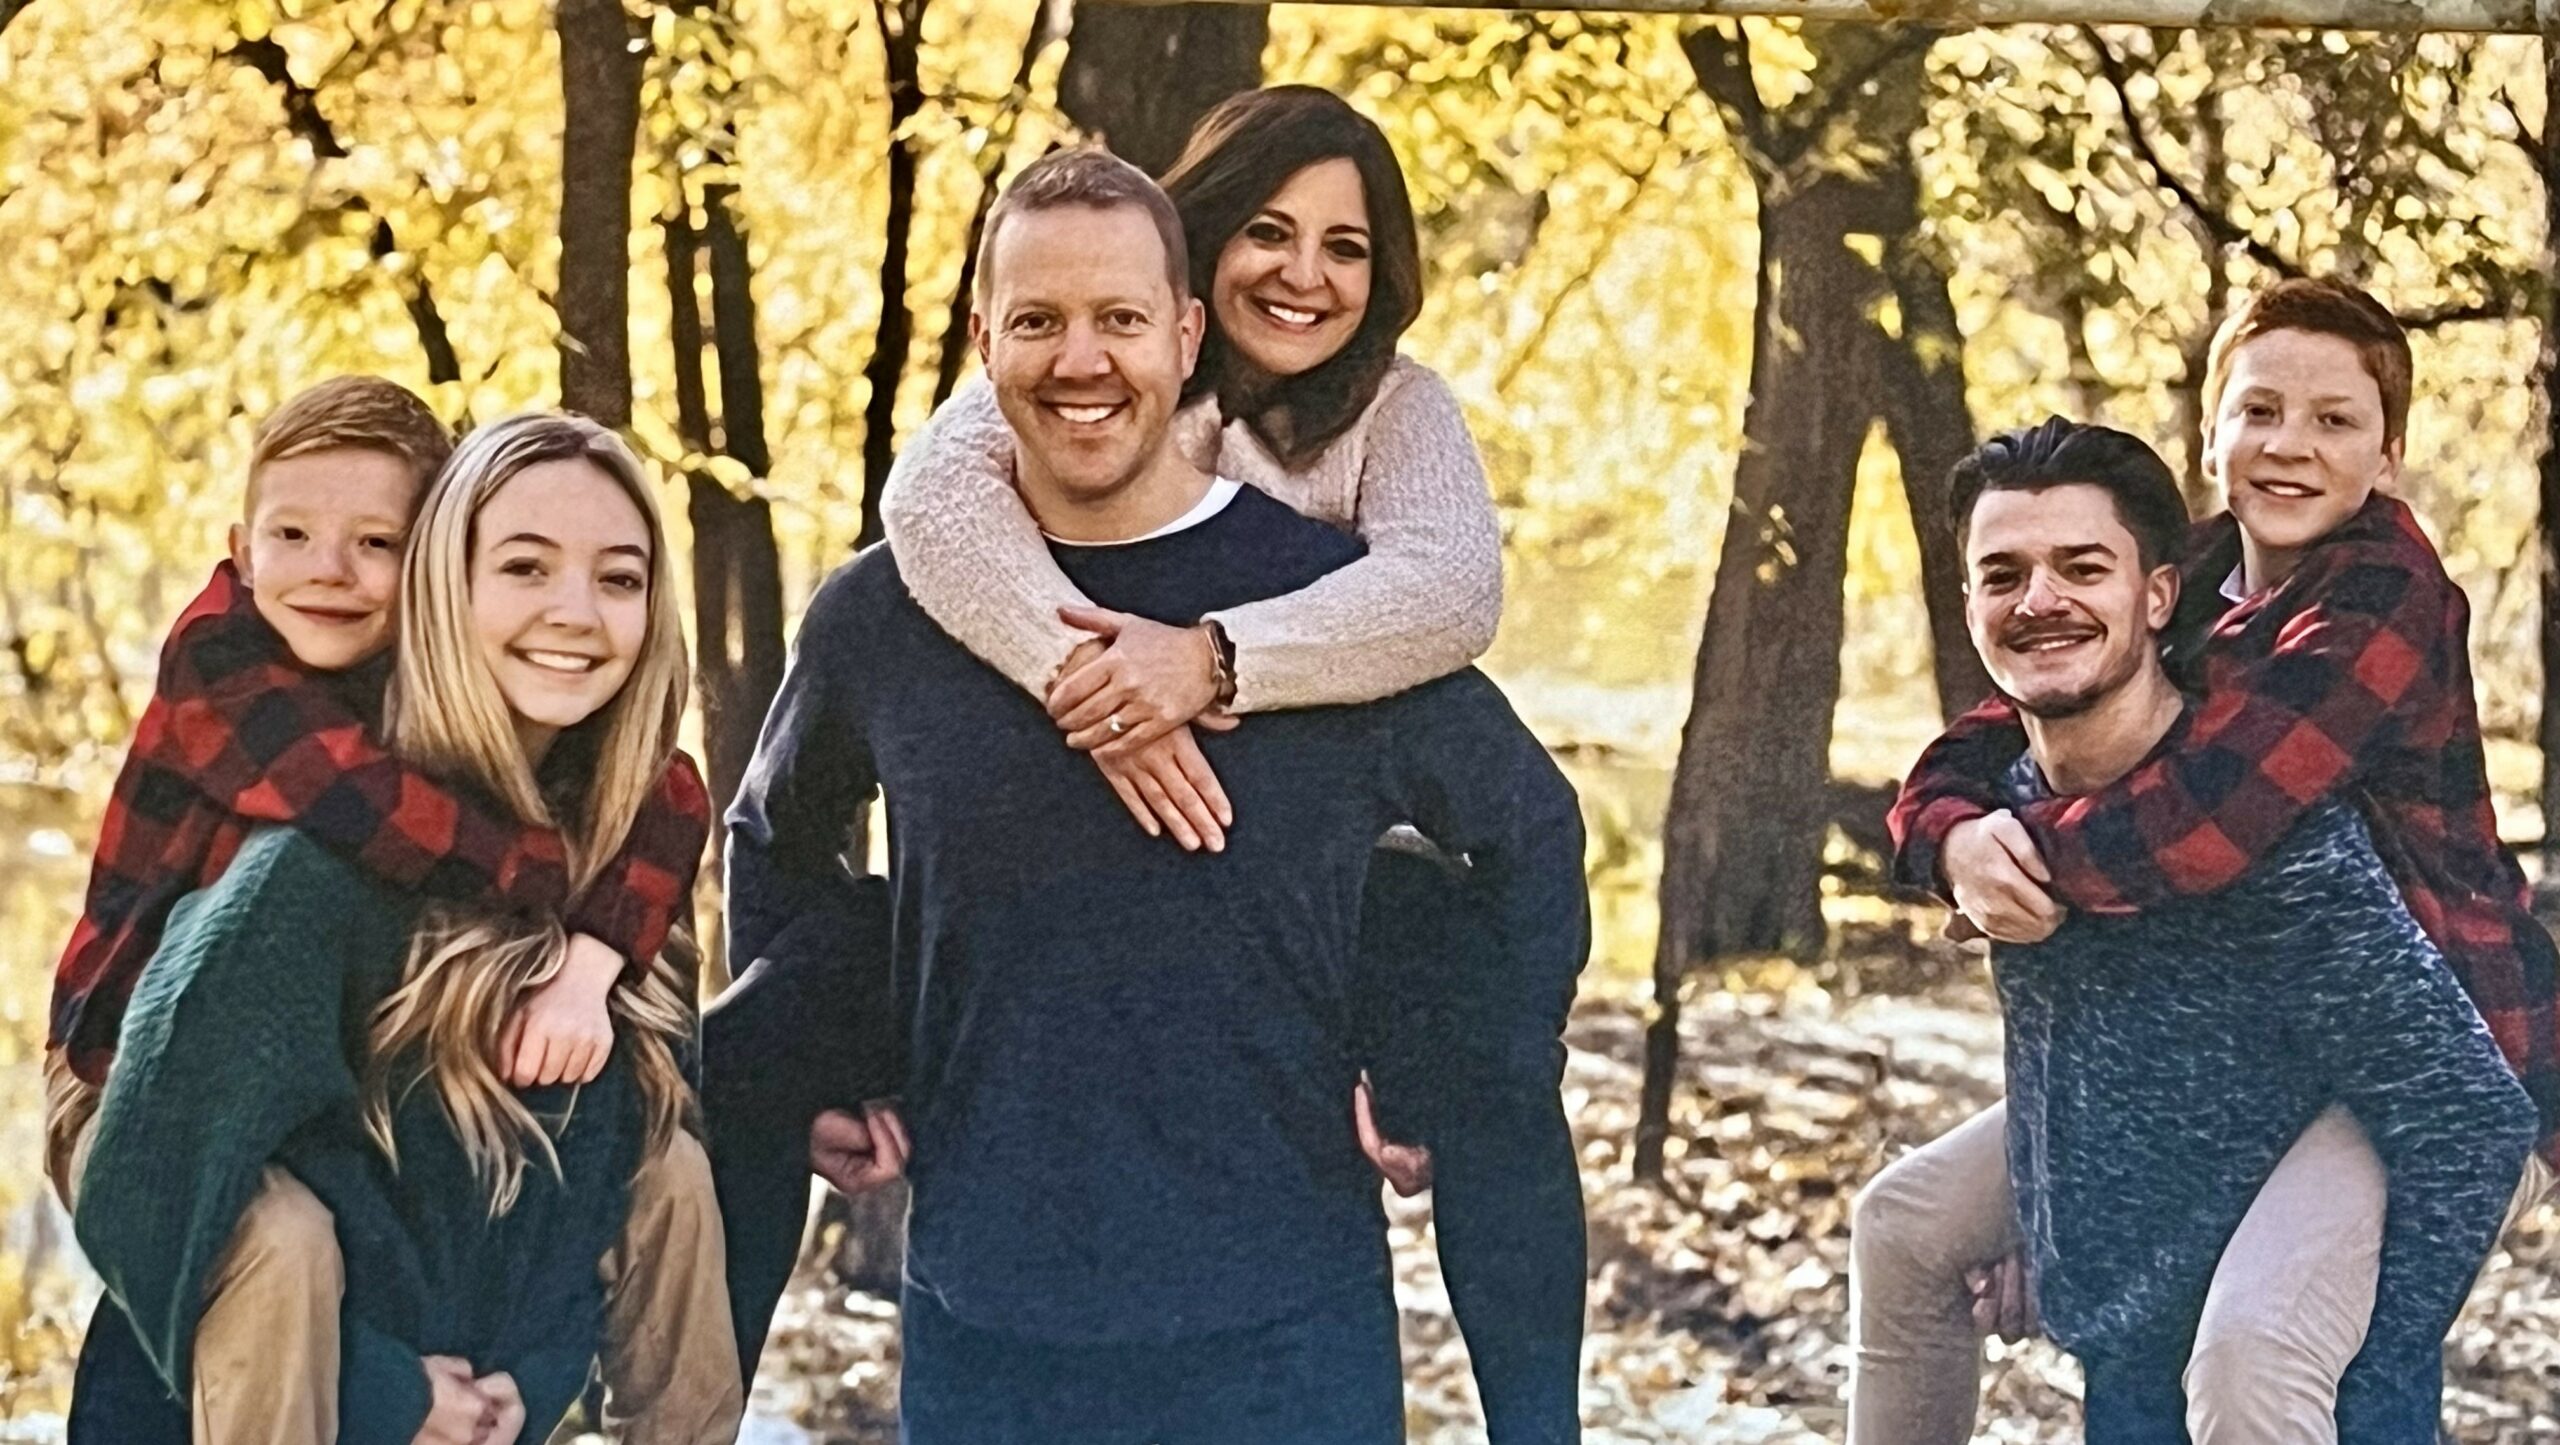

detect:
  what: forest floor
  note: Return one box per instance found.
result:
[729,940,2560,1445]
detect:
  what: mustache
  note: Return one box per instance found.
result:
[1997,614,2101,650]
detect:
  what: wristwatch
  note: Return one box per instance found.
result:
[1201,619,1239,709]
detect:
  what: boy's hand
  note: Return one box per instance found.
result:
[1965,1250,2039,1342]
[811,1103,910,1197]
[1352,1077,1433,1197]
[496,933,621,1087]
[1944,811,2063,944]
[473,1370,525,1445]
[413,1355,494,1445]
[1049,608,1220,751]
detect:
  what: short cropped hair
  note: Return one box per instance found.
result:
[1949,416,2191,572]
[247,376,455,514]
[974,146,1190,308]
[2201,277,2413,447]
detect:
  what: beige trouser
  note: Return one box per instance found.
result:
[1847,1100,2387,1445]
[48,1053,745,1445]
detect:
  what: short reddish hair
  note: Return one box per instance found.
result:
[2200,277,2413,447]
[246,376,454,516]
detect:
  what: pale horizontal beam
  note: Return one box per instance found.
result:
[1120,0,2560,32]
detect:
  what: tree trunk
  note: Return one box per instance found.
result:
[228,40,460,386]
[933,8,1058,408]
[858,0,926,549]
[1876,207,1989,721]
[1057,3,1268,176]
[2171,40,2233,512]
[665,189,787,856]
[556,0,642,426]
[1636,173,1880,1179]
[2537,39,2560,885]
[1637,30,1953,1182]
[703,187,787,813]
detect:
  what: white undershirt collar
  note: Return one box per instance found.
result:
[1045,478,1242,548]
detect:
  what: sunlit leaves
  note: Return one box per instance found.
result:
[4,3,2558,796]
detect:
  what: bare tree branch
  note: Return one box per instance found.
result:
[1495,159,1659,394]
[934,5,1055,408]
[224,38,461,383]
[2080,28,2305,281]
[2082,28,2528,331]
[1679,24,1772,173]
[1782,30,1935,157]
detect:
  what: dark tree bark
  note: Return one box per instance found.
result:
[1637,171,1881,1178]
[1878,207,1993,721]
[857,0,927,548]
[557,0,643,426]
[1637,29,1962,1181]
[935,184,994,411]
[933,8,1056,409]
[227,40,459,384]
[2170,39,2235,513]
[1057,3,1267,176]
[2537,45,2560,883]
[664,189,786,837]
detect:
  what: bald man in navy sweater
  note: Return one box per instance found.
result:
[725,149,1588,1443]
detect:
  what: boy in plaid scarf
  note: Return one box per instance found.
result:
[1854,278,2557,1443]
[49,377,736,1445]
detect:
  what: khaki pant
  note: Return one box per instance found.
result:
[48,1052,745,1445]
[1847,1100,2388,1445]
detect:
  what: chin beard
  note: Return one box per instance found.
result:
[2011,685,2107,720]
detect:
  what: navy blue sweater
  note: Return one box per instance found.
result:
[725,485,1586,1344]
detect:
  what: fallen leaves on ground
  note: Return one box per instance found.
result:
[740,956,2560,1444]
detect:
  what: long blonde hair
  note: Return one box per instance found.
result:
[364,411,695,1213]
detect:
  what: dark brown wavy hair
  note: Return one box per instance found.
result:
[1160,86,1425,469]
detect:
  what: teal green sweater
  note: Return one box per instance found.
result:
[73,827,639,1444]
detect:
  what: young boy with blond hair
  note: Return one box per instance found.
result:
[51,375,738,1445]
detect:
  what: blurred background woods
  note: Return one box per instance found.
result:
[4,2,2560,1437]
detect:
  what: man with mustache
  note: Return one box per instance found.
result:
[1857,418,2532,1438]
[722,147,1587,1443]
[1867,278,2560,1444]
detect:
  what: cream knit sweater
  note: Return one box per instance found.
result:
[878,357,1503,712]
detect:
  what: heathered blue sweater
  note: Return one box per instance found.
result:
[1994,734,2534,1436]
[725,484,1587,1345]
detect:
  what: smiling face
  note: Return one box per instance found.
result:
[2207,327,2402,584]
[468,458,651,759]
[1209,157,1373,382]
[973,202,1204,513]
[1964,484,2179,720]
[229,447,420,671]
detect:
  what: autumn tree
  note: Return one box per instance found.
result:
[1057,3,1268,175]
[558,0,644,426]
[1636,24,1980,1180]
[644,0,787,847]
[2541,41,2560,878]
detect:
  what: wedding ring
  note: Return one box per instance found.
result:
[1107,715,1127,735]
